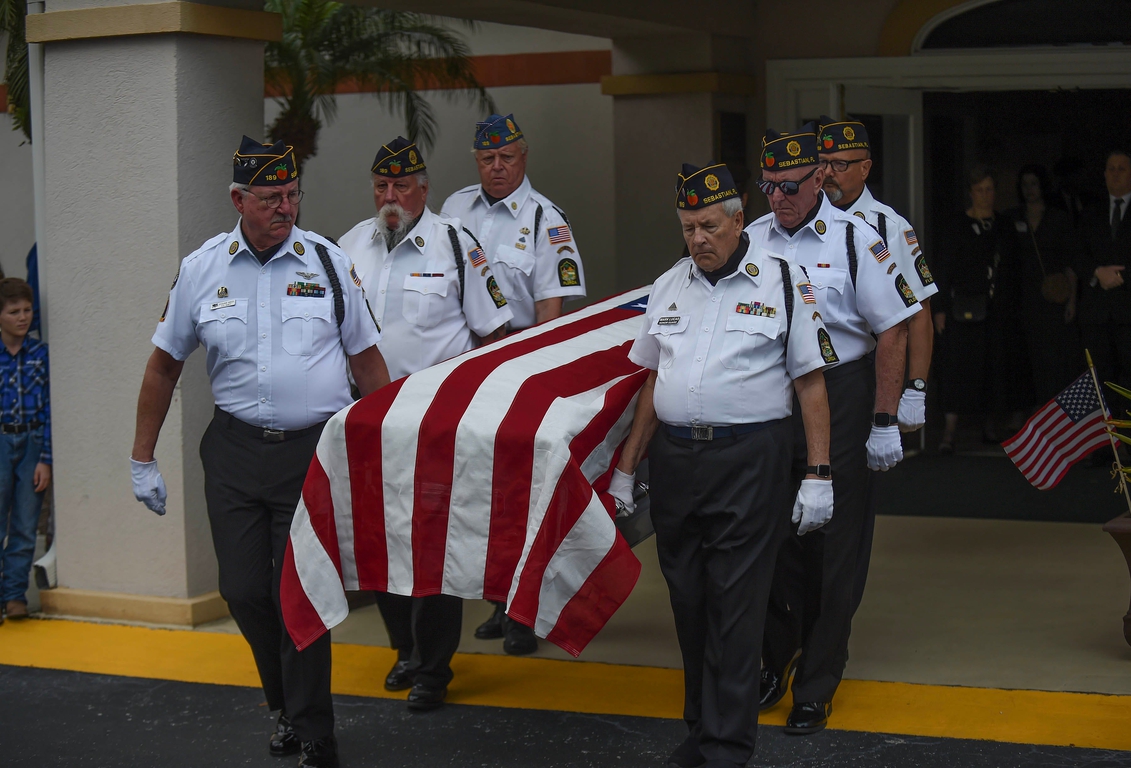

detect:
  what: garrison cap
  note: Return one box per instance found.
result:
[371,136,426,177]
[761,122,819,171]
[676,163,738,210]
[233,136,298,186]
[817,115,870,153]
[474,113,523,150]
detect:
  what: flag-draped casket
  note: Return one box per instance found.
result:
[281,288,652,656]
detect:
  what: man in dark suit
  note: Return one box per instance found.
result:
[1077,150,1131,393]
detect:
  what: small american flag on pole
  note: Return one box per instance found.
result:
[1003,372,1110,490]
[281,289,651,656]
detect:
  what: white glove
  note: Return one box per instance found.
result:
[130,458,167,516]
[792,478,833,536]
[608,468,636,518]
[866,424,904,471]
[897,389,926,433]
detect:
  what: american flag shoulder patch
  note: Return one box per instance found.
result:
[869,240,891,263]
[547,225,572,245]
[904,229,918,246]
[798,282,817,304]
[469,247,487,267]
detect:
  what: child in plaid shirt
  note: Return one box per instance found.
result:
[0,278,51,622]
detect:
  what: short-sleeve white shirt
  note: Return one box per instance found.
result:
[842,186,938,301]
[152,221,381,430]
[745,193,921,366]
[441,176,585,329]
[339,207,513,381]
[628,238,833,427]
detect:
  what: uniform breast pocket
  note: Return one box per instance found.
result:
[647,314,690,369]
[720,314,782,371]
[492,244,535,302]
[197,299,249,359]
[811,267,849,323]
[281,297,334,356]
[401,275,450,328]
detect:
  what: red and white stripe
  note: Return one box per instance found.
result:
[281,288,651,656]
[1003,394,1108,491]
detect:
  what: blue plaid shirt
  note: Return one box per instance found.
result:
[0,336,51,465]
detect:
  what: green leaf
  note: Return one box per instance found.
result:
[1110,431,1131,447]
[1106,381,1131,402]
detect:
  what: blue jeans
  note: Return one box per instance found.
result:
[0,429,46,604]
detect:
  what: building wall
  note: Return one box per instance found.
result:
[0,122,36,281]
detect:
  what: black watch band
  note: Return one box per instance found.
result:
[908,378,927,392]
[805,464,832,479]
[873,412,898,427]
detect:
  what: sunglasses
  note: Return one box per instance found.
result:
[757,166,818,196]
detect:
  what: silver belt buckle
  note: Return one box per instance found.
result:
[262,428,286,443]
[691,425,713,441]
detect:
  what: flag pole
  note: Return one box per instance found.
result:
[1086,348,1131,515]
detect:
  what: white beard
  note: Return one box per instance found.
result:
[824,184,844,203]
[377,203,413,250]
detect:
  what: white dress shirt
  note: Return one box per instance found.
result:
[339,207,513,381]
[842,185,938,303]
[442,176,585,329]
[746,193,921,366]
[629,237,832,427]
[153,221,381,430]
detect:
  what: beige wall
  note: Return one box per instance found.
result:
[0,123,36,281]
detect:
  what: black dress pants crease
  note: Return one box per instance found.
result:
[763,355,875,704]
[373,592,463,687]
[200,410,334,741]
[650,418,793,766]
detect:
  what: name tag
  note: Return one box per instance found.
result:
[657,316,681,326]
[211,300,236,310]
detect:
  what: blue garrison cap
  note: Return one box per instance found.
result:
[817,115,870,154]
[761,122,820,171]
[233,136,298,186]
[676,163,738,210]
[474,114,524,150]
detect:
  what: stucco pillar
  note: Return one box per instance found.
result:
[607,34,757,291]
[30,0,277,623]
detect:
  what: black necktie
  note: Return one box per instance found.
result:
[1114,198,1125,242]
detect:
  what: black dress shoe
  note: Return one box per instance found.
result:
[384,659,416,692]
[269,714,300,757]
[758,651,799,712]
[474,602,506,640]
[666,734,705,767]
[406,681,448,711]
[298,735,339,768]
[502,618,538,655]
[784,701,832,735]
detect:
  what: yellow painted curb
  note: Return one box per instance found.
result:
[1,618,1129,752]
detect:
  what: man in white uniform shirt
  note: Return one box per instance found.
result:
[338,136,512,712]
[611,163,834,768]
[748,124,919,736]
[131,137,389,768]
[441,113,585,653]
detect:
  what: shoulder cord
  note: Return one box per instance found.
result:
[533,204,542,246]
[876,211,887,244]
[777,257,793,352]
[313,243,345,328]
[845,222,858,289]
[446,225,466,306]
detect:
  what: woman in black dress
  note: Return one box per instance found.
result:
[1006,164,1081,404]
[933,165,1017,452]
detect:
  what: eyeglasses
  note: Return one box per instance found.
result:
[247,189,304,209]
[757,167,818,196]
[821,158,867,173]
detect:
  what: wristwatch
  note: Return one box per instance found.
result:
[872,412,898,427]
[908,378,927,392]
[805,464,832,479]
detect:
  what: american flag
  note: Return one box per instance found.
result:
[547,225,572,245]
[798,282,816,304]
[281,288,652,656]
[869,240,891,262]
[1003,372,1110,490]
[904,229,918,246]
[469,247,486,268]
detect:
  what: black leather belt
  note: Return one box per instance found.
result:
[0,423,39,434]
[662,422,769,441]
[217,408,325,443]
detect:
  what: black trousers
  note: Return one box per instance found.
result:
[763,355,876,704]
[650,418,793,766]
[1082,322,1131,395]
[200,410,334,740]
[374,592,463,687]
